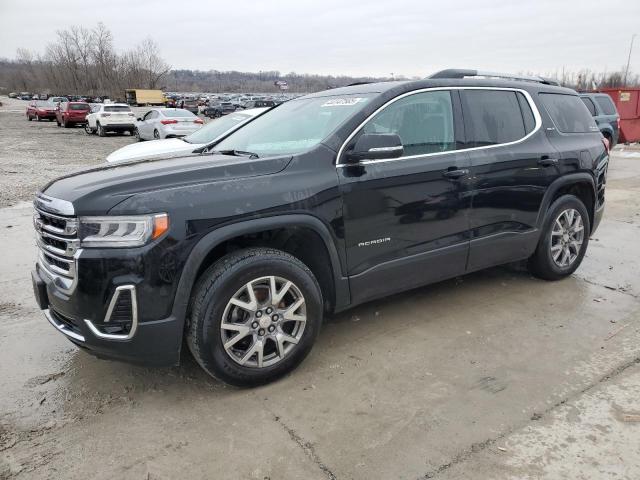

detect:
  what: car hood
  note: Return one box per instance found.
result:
[42,154,292,215]
[106,138,204,163]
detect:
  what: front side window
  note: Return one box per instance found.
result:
[595,96,617,116]
[540,93,598,134]
[214,94,373,157]
[361,90,455,156]
[462,90,529,146]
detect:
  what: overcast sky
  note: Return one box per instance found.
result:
[0,0,638,78]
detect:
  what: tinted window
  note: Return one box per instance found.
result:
[539,93,598,133]
[69,103,89,111]
[462,90,526,146]
[595,96,617,116]
[580,97,597,116]
[362,90,455,156]
[517,92,536,134]
[104,105,132,112]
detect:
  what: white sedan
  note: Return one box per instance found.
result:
[107,108,269,163]
[134,108,204,140]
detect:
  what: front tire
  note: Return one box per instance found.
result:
[187,248,323,387]
[84,123,94,134]
[528,194,590,280]
[153,129,160,139]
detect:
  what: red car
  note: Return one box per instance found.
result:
[26,101,57,122]
[56,102,91,127]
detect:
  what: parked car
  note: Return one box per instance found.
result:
[579,93,620,147]
[56,102,91,127]
[178,98,199,114]
[26,100,57,121]
[48,96,69,105]
[8,92,18,98]
[133,108,204,140]
[85,103,136,136]
[241,100,276,109]
[107,108,269,163]
[32,70,608,386]
[203,102,237,118]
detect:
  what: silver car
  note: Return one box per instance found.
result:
[134,108,204,140]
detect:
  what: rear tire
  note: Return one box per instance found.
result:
[36,115,41,122]
[28,115,32,121]
[63,120,70,128]
[97,123,106,137]
[187,248,323,387]
[528,194,590,280]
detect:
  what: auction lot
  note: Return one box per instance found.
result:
[1,95,640,479]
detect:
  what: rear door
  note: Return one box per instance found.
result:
[462,88,561,271]
[337,89,472,304]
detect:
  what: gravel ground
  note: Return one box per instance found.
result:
[0,96,209,208]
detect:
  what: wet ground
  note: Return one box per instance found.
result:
[1,95,640,479]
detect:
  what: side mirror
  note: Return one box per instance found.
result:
[344,133,404,164]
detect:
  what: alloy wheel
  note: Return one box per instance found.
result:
[220,276,307,368]
[550,208,584,268]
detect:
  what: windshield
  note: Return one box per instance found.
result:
[184,112,253,144]
[214,94,372,157]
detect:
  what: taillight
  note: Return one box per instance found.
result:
[602,137,610,153]
[194,119,204,124]
[161,119,178,125]
[617,118,621,129]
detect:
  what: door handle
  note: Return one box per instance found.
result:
[538,156,559,167]
[442,168,469,179]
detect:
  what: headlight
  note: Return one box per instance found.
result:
[78,213,169,247]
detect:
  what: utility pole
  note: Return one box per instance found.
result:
[624,34,637,86]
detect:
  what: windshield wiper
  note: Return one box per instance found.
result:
[211,149,259,159]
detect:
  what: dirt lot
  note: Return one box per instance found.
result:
[1,95,640,479]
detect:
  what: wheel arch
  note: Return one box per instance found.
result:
[171,214,350,330]
[536,173,596,232]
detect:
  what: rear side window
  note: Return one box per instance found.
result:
[595,96,617,116]
[362,90,455,156]
[461,90,528,146]
[539,93,598,133]
[580,97,597,116]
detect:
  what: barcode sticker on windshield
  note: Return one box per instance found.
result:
[321,98,365,107]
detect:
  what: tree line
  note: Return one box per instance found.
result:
[0,23,638,99]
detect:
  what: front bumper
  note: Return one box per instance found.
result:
[32,246,184,366]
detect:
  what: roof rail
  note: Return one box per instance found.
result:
[346,81,373,86]
[428,69,560,86]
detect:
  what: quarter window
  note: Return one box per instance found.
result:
[539,93,598,133]
[361,90,455,156]
[461,90,528,146]
[581,97,597,116]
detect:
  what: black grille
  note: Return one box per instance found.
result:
[110,290,133,322]
[50,309,82,336]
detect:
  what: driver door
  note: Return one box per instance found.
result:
[337,89,472,305]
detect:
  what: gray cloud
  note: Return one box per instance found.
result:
[0,0,638,77]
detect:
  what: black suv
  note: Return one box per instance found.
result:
[32,69,608,386]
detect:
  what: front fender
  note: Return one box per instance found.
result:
[170,214,350,329]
